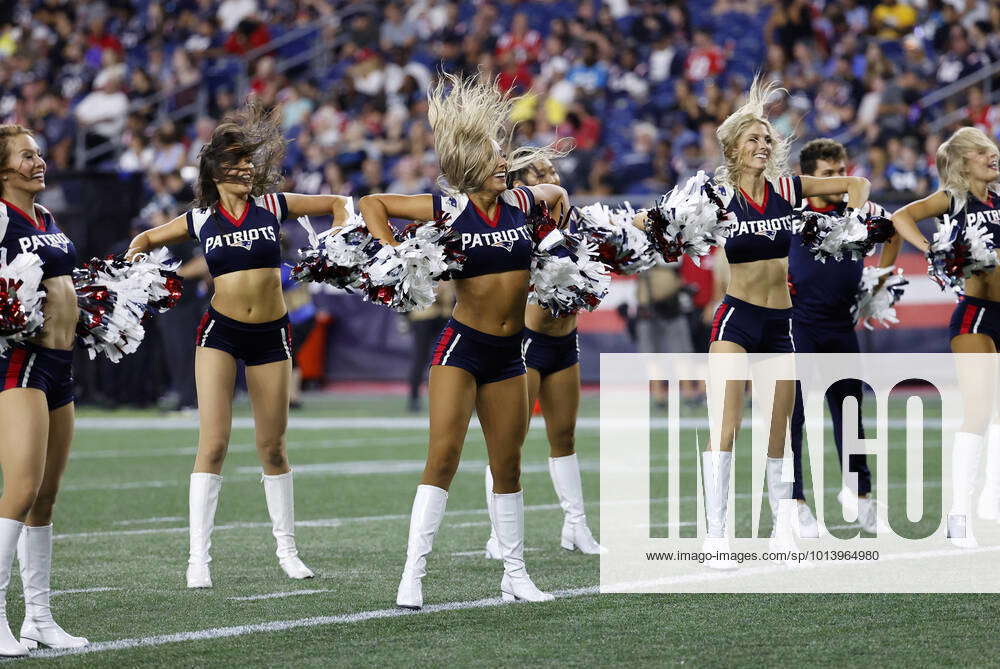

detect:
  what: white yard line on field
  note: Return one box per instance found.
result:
[54,479,940,542]
[74,416,942,431]
[71,436,421,460]
[113,517,183,526]
[228,589,333,602]
[51,587,121,597]
[450,548,540,557]
[31,542,1000,660]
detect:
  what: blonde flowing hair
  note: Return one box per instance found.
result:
[936,126,999,200]
[428,71,571,195]
[714,76,793,192]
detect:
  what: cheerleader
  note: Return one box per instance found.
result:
[482,155,604,558]
[126,104,351,586]
[358,73,568,608]
[888,127,1000,548]
[0,125,87,653]
[700,78,870,567]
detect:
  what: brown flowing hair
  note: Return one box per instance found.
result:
[194,101,286,208]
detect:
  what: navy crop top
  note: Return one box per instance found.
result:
[186,193,289,278]
[0,200,77,280]
[718,176,801,264]
[949,190,1000,247]
[432,187,535,280]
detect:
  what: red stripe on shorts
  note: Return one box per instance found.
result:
[3,348,27,390]
[709,304,729,342]
[194,311,210,344]
[430,327,454,366]
[960,304,979,334]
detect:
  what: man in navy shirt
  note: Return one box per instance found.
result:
[788,138,900,536]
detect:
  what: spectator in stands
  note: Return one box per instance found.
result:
[380,3,417,51]
[496,12,542,66]
[885,138,930,194]
[685,29,726,83]
[74,69,127,165]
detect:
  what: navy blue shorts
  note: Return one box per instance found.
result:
[708,295,794,353]
[949,295,1000,344]
[791,317,859,354]
[195,306,292,366]
[0,343,74,410]
[429,319,525,385]
[522,328,579,377]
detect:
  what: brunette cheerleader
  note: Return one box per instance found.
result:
[127,104,351,586]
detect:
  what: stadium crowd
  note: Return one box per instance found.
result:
[0,0,998,203]
[0,0,998,405]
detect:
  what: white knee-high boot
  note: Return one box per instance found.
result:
[484,466,501,560]
[17,525,87,649]
[187,472,222,588]
[977,425,1000,520]
[701,451,737,570]
[549,454,605,554]
[949,432,983,548]
[397,485,448,609]
[0,519,27,657]
[767,457,800,557]
[491,490,553,602]
[263,471,314,579]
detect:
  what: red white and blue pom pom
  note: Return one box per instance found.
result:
[645,171,732,265]
[927,215,997,290]
[293,214,466,313]
[125,248,184,313]
[527,203,610,317]
[291,215,382,292]
[74,251,185,362]
[853,266,908,330]
[0,253,46,354]
[574,202,656,275]
[363,215,466,312]
[797,208,894,262]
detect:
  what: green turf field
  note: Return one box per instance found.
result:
[10,392,1000,666]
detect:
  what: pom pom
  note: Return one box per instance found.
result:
[853,266,908,330]
[797,209,895,263]
[0,253,46,354]
[527,204,610,317]
[124,248,184,313]
[645,171,732,265]
[574,203,656,275]
[291,215,382,292]
[927,215,998,291]
[73,252,186,363]
[363,214,466,312]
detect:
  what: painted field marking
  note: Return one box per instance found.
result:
[74,416,944,431]
[51,587,121,597]
[32,543,1000,660]
[228,589,332,602]
[54,478,940,543]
